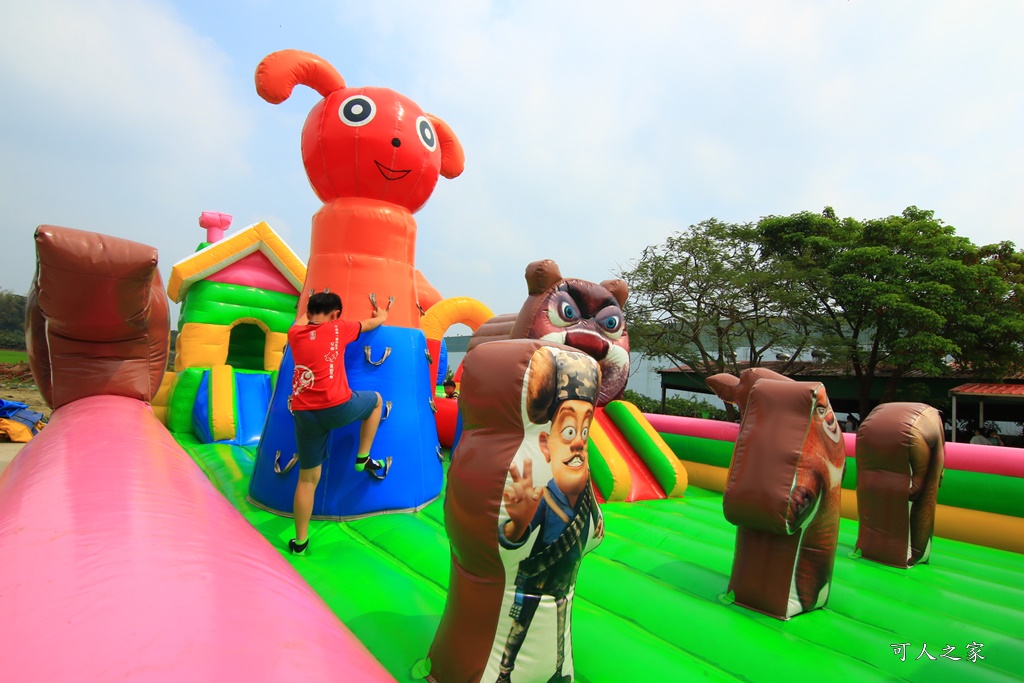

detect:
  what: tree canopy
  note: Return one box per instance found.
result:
[0,290,27,349]
[620,219,813,417]
[759,206,1024,415]
[622,207,1024,419]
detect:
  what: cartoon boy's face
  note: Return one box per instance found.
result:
[539,399,593,499]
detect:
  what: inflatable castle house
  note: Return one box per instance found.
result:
[156,212,305,446]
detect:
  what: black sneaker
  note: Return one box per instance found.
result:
[289,538,308,554]
[366,456,392,481]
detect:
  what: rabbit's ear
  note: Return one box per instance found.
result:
[426,114,465,179]
[255,49,345,104]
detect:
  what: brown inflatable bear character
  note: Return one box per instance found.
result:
[707,368,846,620]
[855,402,944,567]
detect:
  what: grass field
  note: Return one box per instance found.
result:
[181,441,1024,683]
[0,349,28,363]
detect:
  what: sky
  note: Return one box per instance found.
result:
[1,0,1022,327]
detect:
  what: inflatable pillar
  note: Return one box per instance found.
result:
[428,341,604,683]
[26,225,169,409]
[708,368,846,620]
[249,49,464,516]
[855,402,945,567]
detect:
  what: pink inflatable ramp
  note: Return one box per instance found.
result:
[0,395,393,682]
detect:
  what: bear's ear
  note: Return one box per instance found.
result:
[525,260,563,296]
[600,279,629,308]
[706,373,741,405]
[525,347,557,425]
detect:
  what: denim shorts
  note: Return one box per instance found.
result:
[292,390,378,469]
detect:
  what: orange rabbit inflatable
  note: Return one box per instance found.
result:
[255,49,464,327]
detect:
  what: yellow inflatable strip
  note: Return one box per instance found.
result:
[589,418,632,502]
[151,371,177,425]
[683,465,1024,555]
[841,494,1024,555]
[935,504,1024,554]
[216,447,244,483]
[210,364,237,443]
[839,489,858,521]
[677,460,728,494]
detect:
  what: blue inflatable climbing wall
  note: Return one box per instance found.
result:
[248,325,443,519]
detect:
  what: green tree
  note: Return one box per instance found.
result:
[622,389,729,421]
[620,218,813,419]
[758,206,1024,417]
[0,290,27,349]
[948,241,1024,376]
[0,289,26,332]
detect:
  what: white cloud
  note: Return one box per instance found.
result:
[0,0,248,170]
[0,0,254,307]
[1,0,1020,326]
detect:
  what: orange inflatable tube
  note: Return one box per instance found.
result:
[422,297,495,385]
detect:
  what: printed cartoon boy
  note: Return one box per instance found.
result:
[496,349,604,683]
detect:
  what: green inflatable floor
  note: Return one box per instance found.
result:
[182,439,1024,683]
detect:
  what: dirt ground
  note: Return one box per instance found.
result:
[0,363,48,473]
[0,362,49,417]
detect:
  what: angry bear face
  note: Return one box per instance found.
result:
[511,261,630,406]
[528,280,629,405]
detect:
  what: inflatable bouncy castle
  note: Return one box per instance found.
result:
[4,46,1024,683]
[160,214,305,445]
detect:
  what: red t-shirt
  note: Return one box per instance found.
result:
[287,319,361,410]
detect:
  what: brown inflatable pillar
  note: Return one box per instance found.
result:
[709,368,846,620]
[25,225,169,410]
[855,402,945,567]
[428,339,604,683]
